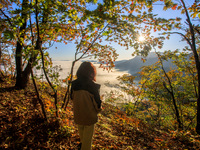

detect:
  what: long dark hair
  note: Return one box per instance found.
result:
[76,62,97,81]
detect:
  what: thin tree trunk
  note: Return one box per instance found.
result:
[156,52,182,129]
[31,66,47,121]
[62,24,108,109]
[29,11,47,121]
[35,0,58,117]
[62,60,76,109]
[181,0,200,134]
[0,40,3,82]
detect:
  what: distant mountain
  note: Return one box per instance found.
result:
[115,52,175,77]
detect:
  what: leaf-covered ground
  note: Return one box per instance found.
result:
[1,77,200,149]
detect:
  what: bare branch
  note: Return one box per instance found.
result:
[77,23,109,61]
[165,31,193,49]
[194,26,200,36]
[0,9,13,26]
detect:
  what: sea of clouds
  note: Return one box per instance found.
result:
[36,60,134,103]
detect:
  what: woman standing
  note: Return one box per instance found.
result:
[71,62,102,150]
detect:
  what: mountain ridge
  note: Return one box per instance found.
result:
[115,52,175,76]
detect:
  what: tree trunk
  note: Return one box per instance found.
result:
[15,41,23,88]
[20,39,40,88]
[0,41,3,82]
[62,60,76,109]
[156,52,182,129]
[180,0,200,134]
[31,66,47,121]
[197,97,200,134]
[15,0,41,89]
[15,0,28,89]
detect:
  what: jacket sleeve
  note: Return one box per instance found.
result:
[70,82,74,100]
[91,95,102,113]
[93,83,102,109]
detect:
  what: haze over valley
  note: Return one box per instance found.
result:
[35,52,176,102]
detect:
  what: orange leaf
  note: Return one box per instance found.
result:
[172,4,177,10]
[155,138,163,141]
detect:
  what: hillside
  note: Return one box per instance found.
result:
[115,52,175,77]
[1,77,200,149]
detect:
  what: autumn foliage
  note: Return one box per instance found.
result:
[0,0,200,149]
[1,77,200,149]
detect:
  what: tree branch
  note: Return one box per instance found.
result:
[0,9,13,26]
[194,26,200,36]
[165,31,193,50]
[77,23,109,61]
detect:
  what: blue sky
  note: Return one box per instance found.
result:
[48,0,195,61]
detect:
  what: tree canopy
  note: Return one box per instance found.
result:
[1,0,200,134]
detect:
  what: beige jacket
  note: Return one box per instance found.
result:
[72,90,101,125]
[71,78,102,125]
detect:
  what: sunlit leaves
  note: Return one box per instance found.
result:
[1,0,178,71]
[137,51,197,129]
[189,2,200,19]
[62,0,165,71]
[163,0,176,11]
[86,0,98,4]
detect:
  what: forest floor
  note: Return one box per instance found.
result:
[1,76,200,150]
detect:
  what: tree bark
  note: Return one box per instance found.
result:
[15,0,28,89]
[15,0,41,89]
